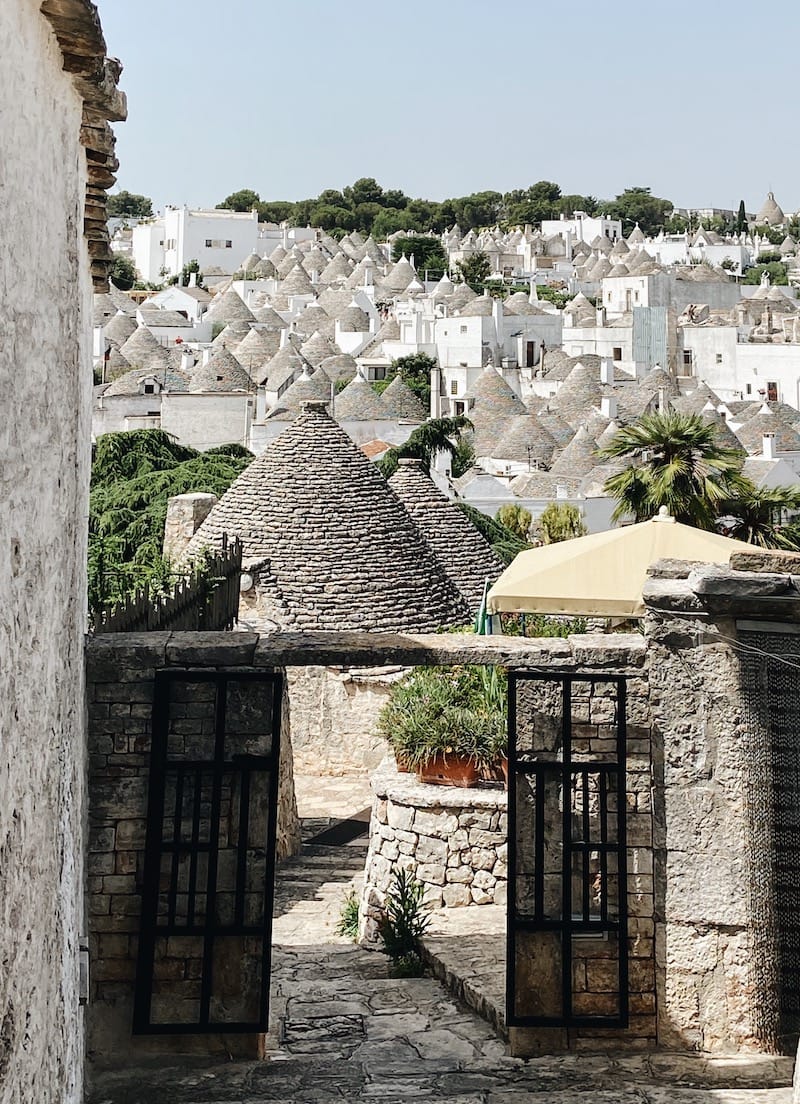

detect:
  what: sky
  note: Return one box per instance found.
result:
[100,0,800,216]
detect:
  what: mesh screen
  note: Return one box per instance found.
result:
[739,629,800,1052]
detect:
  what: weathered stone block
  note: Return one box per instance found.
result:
[386,802,414,831]
[414,808,458,837]
[442,884,471,907]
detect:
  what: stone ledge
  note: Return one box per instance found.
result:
[371,757,507,811]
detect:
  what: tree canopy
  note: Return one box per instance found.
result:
[391,235,447,277]
[89,430,252,611]
[213,179,674,237]
[110,255,136,291]
[108,190,153,219]
[378,415,472,479]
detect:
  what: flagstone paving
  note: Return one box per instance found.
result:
[87,774,794,1104]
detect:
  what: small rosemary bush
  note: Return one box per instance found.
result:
[378,866,431,977]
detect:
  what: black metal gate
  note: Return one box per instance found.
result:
[134,670,282,1034]
[506,673,628,1029]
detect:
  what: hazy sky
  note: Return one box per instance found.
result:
[100,0,799,215]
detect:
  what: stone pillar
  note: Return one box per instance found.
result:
[162,492,218,562]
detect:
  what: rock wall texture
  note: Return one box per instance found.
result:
[286,665,403,774]
[362,761,508,937]
[0,5,93,1102]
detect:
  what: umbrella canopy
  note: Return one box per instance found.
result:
[487,510,755,617]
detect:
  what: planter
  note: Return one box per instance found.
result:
[416,753,481,788]
[394,751,413,774]
[500,756,509,788]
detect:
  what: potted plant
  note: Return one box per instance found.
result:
[378,665,507,788]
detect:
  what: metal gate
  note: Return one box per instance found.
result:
[506,673,628,1029]
[134,670,282,1034]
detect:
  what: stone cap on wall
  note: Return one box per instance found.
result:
[86,629,647,679]
[644,560,800,620]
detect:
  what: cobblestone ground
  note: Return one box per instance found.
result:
[88,775,794,1104]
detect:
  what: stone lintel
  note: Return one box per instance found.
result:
[87,631,647,672]
[642,578,708,614]
[689,564,797,598]
[730,548,800,575]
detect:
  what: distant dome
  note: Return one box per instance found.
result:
[755,191,785,227]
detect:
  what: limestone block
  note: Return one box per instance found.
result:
[445,866,473,884]
[442,884,472,907]
[417,862,446,887]
[387,802,414,831]
[414,808,459,837]
[414,835,447,865]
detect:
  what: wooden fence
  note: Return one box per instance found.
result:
[90,535,243,633]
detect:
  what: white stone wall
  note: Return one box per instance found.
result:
[0,5,91,1101]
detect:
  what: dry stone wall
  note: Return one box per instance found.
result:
[362,761,508,939]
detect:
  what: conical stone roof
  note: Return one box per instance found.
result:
[320,253,354,283]
[383,255,417,292]
[448,283,478,311]
[549,426,600,478]
[756,191,785,227]
[211,319,252,350]
[280,263,316,298]
[318,353,358,384]
[378,375,427,420]
[301,330,338,366]
[735,409,800,454]
[388,459,505,610]
[204,289,256,326]
[702,411,744,452]
[267,367,330,416]
[492,414,558,466]
[189,348,253,392]
[550,362,603,426]
[186,403,468,631]
[334,373,387,420]
[235,326,280,370]
[119,326,171,371]
[464,366,527,453]
[103,311,137,347]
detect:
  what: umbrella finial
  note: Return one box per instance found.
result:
[653,505,675,523]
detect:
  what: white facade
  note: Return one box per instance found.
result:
[541,212,623,244]
[132,207,261,282]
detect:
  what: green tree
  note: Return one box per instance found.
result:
[378,415,473,478]
[599,186,674,236]
[170,258,203,287]
[216,188,260,212]
[343,177,384,207]
[107,190,153,218]
[256,200,295,224]
[89,431,252,611]
[110,255,136,291]
[456,251,491,291]
[309,203,356,232]
[600,411,744,528]
[743,261,788,285]
[392,235,447,276]
[389,352,437,408]
[455,503,529,565]
[736,200,747,233]
[720,483,800,550]
[496,504,532,541]
[536,503,588,544]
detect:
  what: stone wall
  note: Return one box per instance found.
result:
[85,635,300,1063]
[0,3,120,1100]
[361,761,508,941]
[286,665,403,774]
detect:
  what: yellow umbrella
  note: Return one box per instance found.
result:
[487,509,755,618]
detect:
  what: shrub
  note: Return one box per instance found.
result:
[378,867,430,976]
[336,889,360,942]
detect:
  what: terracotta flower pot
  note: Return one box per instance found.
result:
[394,751,413,773]
[500,756,509,789]
[416,753,481,788]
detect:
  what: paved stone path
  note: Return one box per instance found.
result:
[88,774,794,1104]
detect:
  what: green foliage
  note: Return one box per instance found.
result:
[455,251,491,291]
[377,867,430,976]
[720,257,737,272]
[337,889,360,942]
[389,351,436,409]
[216,188,260,212]
[108,191,153,219]
[743,261,788,285]
[392,235,447,277]
[456,503,529,565]
[450,436,475,479]
[500,613,588,638]
[600,411,745,528]
[378,665,507,769]
[534,284,570,310]
[736,200,747,233]
[536,503,588,544]
[496,504,532,541]
[170,258,203,288]
[599,186,674,236]
[753,224,785,246]
[378,415,472,478]
[110,255,136,291]
[88,430,252,612]
[719,482,800,550]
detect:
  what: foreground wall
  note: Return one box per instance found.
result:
[0,4,124,1101]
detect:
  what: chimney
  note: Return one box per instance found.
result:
[201,347,212,367]
[601,395,618,419]
[180,349,194,373]
[763,432,776,460]
[188,271,197,288]
[599,358,614,385]
[596,306,607,326]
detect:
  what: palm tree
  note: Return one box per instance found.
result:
[720,481,800,550]
[600,411,744,528]
[378,415,473,478]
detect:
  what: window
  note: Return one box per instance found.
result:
[460,325,468,334]
[451,380,458,395]
[143,384,155,395]
[205,239,212,248]
[746,383,752,395]
[634,291,640,302]
[683,349,693,367]
[613,347,622,362]
[454,401,466,416]
[372,366,387,381]
[715,353,723,364]
[767,381,778,402]
[204,238,235,249]
[226,240,232,248]
[526,340,535,368]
